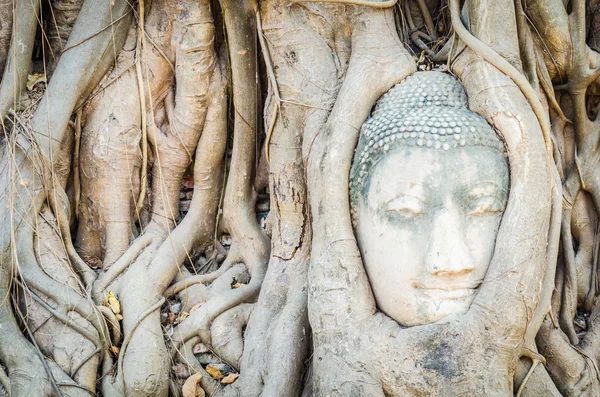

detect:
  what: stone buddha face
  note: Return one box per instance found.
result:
[350,72,508,327]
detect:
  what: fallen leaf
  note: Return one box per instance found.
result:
[193,343,209,354]
[220,373,239,384]
[190,303,202,313]
[26,73,46,91]
[116,314,123,321]
[182,373,205,397]
[168,312,176,324]
[232,283,246,289]
[205,365,224,380]
[103,291,121,314]
[179,311,190,321]
[109,346,120,355]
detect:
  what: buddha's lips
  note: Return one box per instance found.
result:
[413,282,481,300]
[418,288,477,300]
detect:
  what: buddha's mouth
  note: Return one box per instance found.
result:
[414,283,481,300]
[419,288,477,300]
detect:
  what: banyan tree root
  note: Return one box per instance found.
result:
[48,0,85,70]
[0,0,12,76]
[0,0,131,395]
[214,2,348,396]
[21,206,99,392]
[94,2,228,394]
[519,1,600,394]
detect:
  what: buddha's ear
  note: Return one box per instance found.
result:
[453,50,559,351]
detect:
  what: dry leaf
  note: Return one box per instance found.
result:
[205,365,224,380]
[190,303,202,313]
[232,283,246,289]
[182,373,205,397]
[220,373,239,385]
[103,291,121,314]
[26,73,46,91]
[179,311,190,321]
[109,346,120,355]
[116,314,123,321]
[168,312,176,324]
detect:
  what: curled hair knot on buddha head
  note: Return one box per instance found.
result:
[349,71,507,226]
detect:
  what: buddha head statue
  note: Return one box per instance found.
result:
[349,71,509,327]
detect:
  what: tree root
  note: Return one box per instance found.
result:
[290,0,397,8]
[210,303,254,370]
[92,233,154,302]
[164,247,238,299]
[171,271,262,348]
[0,0,39,122]
[117,297,165,392]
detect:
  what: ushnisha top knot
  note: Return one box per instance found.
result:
[349,71,506,215]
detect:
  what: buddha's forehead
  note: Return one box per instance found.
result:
[366,146,509,205]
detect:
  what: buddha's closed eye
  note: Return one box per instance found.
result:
[385,195,424,219]
[466,185,506,216]
[467,195,504,216]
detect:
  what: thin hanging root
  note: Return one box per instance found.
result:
[14,298,63,397]
[449,0,553,157]
[135,0,148,214]
[516,359,541,397]
[74,108,82,217]
[47,184,96,289]
[257,9,280,164]
[70,348,101,380]
[17,225,111,351]
[117,297,165,391]
[289,0,397,7]
[16,280,101,349]
[572,345,600,384]
[416,0,437,41]
[560,207,579,345]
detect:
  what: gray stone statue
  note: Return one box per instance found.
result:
[350,71,509,327]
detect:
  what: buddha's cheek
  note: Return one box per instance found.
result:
[465,215,502,277]
[357,209,429,325]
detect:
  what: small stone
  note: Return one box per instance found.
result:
[196,353,215,365]
[220,234,232,246]
[172,363,190,379]
[179,200,192,213]
[181,176,194,189]
[257,201,270,212]
[193,343,210,354]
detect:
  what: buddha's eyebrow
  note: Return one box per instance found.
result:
[381,182,426,201]
[465,182,506,197]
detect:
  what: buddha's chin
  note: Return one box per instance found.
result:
[386,293,476,327]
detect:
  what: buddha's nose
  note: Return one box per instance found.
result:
[425,208,475,276]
